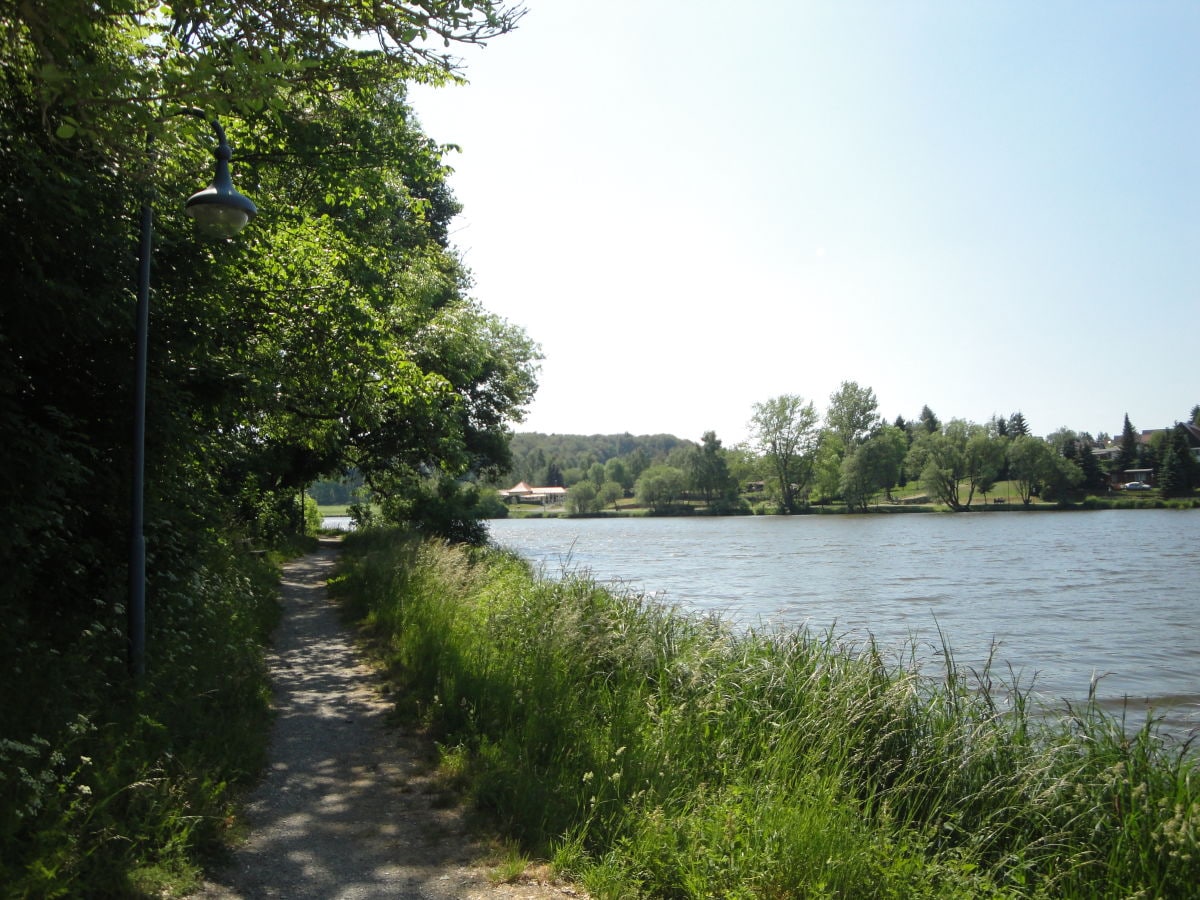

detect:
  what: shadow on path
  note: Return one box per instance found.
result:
[194,537,483,900]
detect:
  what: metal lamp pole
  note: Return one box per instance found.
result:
[129,111,257,677]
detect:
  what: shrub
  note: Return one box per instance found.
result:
[0,540,278,896]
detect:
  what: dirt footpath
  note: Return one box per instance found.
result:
[193,537,583,900]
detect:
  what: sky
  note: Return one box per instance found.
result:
[408,1,1199,445]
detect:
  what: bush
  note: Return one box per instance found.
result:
[0,540,278,896]
[304,493,322,534]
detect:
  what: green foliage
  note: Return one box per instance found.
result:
[0,544,278,896]
[840,425,908,511]
[919,405,941,434]
[634,464,687,513]
[906,420,981,511]
[597,481,624,512]
[1077,441,1106,491]
[1157,424,1198,498]
[303,492,322,534]
[810,431,846,504]
[685,430,739,507]
[603,457,631,491]
[825,380,881,450]
[336,530,1200,899]
[749,394,820,513]
[1006,436,1083,506]
[502,433,694,490]
[309,472,366,506]
[378,474,500,545]
[1117,413,1140,472]
[0,0,532,887]
[565,481,600,515]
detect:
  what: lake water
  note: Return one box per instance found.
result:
[487,510,1200,735]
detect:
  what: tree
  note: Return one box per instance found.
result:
[626,448,652,482]
[1117,414,1140,472]
[1006,435,1081,505]
[635,465,686,513]
[597,481,624,511]
[724,443,765,492]
[1158,424,1198,498]
[1039,452,1083,504]
[906,420,983,511]
[840,425,907,511]
[1192,405,1200,427]
[544,462,565,488]
[825,381,880,451]
[965,430,1006,506]
[565,481,599,515]
[811,432,846,503]
[604,457,631,491]
[1077,442,1106,492]
[749,395,820,513]
[919,405,941,434]
[1008,411,1030,437]
[687,431,737,508]
[1045,428,1080,458]
[1008,436,1047,504]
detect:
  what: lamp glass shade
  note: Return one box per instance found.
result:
[185,150,257,238]
[185,192,254,238]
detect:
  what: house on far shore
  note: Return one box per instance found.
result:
[1184,423,1200,462]
[498,481,568,505]
[1137,424,1200,464]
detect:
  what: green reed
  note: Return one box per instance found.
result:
[335,527,1199,898]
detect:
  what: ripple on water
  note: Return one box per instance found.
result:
[489,511,1200,736]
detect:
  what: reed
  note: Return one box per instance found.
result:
[336,527,1199,898]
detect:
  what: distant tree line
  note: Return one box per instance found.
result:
[489,388,1200,516]
[747,386,1199,512]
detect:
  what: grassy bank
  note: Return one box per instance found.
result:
[0,540,283,897]
[335,527,1198,898]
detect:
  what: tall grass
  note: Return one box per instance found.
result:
[335,527,1198,898]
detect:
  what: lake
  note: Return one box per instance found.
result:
[487,510,1200,735]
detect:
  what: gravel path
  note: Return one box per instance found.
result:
[193,537,582,900]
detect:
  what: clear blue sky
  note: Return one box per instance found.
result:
[409,1,1199,445]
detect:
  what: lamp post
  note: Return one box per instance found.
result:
[129,111,257,677]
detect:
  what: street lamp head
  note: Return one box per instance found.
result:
[185,123,257,238]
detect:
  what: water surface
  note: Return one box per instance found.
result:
[488,510,1200,733]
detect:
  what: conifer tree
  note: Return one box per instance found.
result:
[919,405,940,434]
[1117,414,1139,472]
[1158,424,1197,497]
